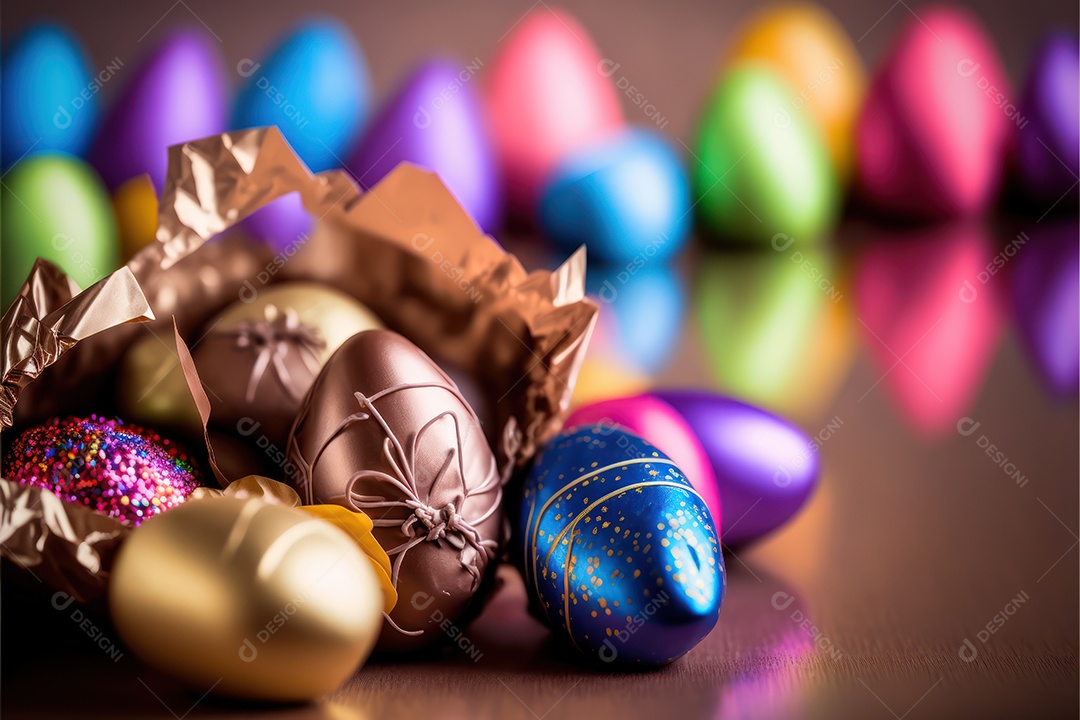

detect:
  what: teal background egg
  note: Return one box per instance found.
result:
[1,24,99,167]
[232,19,372,172]
[519,425,724,665]
[539,130,690,265]
[1,153,118,307]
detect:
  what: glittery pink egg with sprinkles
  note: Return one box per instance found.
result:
[3,416,201,526]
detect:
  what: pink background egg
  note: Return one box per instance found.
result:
[564,394,723,536]
[856,6,1012,218]
[484,8,623,216]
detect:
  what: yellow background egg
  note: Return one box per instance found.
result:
[113,173,159,261]
[726,3,866,180]
[109,497,383,701]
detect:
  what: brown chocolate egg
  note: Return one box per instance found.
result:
[287,330,504,651]
[192,282,383,447]
[109,496,383,701]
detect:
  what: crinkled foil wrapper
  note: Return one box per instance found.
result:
[0,126,597,605]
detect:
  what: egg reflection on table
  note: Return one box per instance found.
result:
[573,264,685,406]
[1010,220,1079,396]
[695,246,855,422]
[855,222,1004,435]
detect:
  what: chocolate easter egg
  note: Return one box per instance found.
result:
[1,153,118,307]
[192,283,383,447]
[1015,32,1079,206]
[519,425,723,665]
[695,246,855,419]
[349,58,501,233]
[110,497,383,701]
[3,416,199,526]
[287,330,503,651]
[486,8,624,215]
[564,396,722,532]
[1,24,99,167]
[232,20,371,172]
[1011,221,1078,396]
[539,130,690,265]
[692,63,838,244]
[856,7,1011,218]
[726,3,866,181]
[653,391,820,546]
[855,222,1003,435]
[91,30,226,189]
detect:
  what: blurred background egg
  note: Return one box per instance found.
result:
[1,24,99,167]
[1,153,118,307]
[1014,32,1079,206]
[349,57,501,233]
[112,174,158,261]
[91,29,226,190]
[725,3,866,183]
[855,6,1012,219]
[232,19,372,173]
[242,193,313,253]
[539,129,690,265]
[692,63,838,245]
[485,7,624,216]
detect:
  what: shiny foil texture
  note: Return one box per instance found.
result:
[519,425,725,665]
[288,330,504,651]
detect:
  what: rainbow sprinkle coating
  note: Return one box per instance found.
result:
[3,416,200,526]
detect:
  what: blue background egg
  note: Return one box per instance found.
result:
[1,25,99,167]
[232,19,371,172]
[519,425,724,665]
[90,29,226,190]
[539,129,691,266]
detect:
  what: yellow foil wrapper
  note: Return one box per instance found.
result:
[300,504,398,613]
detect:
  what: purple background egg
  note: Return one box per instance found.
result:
[653,390,819,546]
[91,29,226,190]
[1015,32,1080,205]
[242,193,313,252]
[1011,221,1079,396]
[348,58,501,233]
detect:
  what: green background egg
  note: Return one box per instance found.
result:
[691,63,838,245]
[1,153,119,307]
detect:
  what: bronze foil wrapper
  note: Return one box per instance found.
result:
[288,330,504,651]
[1,126,595,622]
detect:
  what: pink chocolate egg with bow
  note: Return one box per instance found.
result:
[856,6,1012,218]
[485,8,624,216]
[564,395,722,536]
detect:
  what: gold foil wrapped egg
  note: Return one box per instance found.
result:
[119,330,202,434]
[109,496,383,701]
[192,282,383,446]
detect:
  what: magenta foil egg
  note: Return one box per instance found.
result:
[2,416,200,526]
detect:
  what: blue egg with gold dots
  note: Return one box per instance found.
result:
[519,425,724,665]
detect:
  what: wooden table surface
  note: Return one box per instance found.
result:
[2,1,1077,718]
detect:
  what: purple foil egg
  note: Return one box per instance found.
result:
[91,29,227,190]
[348,58,502,233]
[1011,221,1079,396]
[1016,33,1079,204]
[653,390,819,546]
